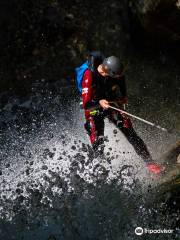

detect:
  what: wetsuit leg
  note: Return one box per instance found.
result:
[84,115,105,152]
[120,128,152,162]
[108,111,152,162]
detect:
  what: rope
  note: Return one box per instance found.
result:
[108,105,168,132]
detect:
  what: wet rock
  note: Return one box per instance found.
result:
[62,150,66,155]
[17,182,25,187]
[17,195,25,203]
[106,152,110,156]
[60,134,65,139]
[129,0,180,44]
[42,165,48,170]
[49,152,55,158]
[29,161,34,165]
[93,164,110,181]
[27,152,32,158]
[25,168,30,176]
[43,175,50,182]
[71,161,79,167]
[106,157,112,164]
[16,188,23,194]
[27,188,43,201]
[104,137,109,142]
[5,163,10,168]
[81,143,88,152]
[43,148,55,158]
[48,133,54,139]
[71,145,76,150]
[73,153,86,162]
[43,148,50,154]
[113,129,118,134]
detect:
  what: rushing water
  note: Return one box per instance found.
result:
[0,79,179,240]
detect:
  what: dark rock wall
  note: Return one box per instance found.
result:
[0,0,130,94]
[129,0,180,45]
[1,0,180,95]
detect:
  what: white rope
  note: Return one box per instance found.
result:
[109,105,168,132]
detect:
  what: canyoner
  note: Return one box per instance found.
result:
[75,52,163,174]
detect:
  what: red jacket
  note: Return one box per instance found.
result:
[82,69,128,115]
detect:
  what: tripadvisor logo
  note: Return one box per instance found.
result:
[135,227,173,235]
[135,227,143,236]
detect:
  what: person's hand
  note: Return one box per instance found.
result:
[99,99,109,109]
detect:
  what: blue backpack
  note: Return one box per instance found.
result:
[75,51,104,93]
[75,61,88,93]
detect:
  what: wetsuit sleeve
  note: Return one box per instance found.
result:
[82,69,99,110]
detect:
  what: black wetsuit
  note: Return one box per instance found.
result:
[82,69,152,162]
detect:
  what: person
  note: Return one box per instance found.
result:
[81,52,162,174]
